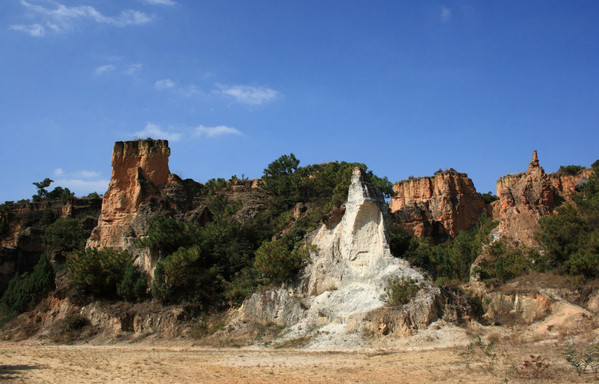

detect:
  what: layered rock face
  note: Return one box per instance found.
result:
[0,198,101,295]
[491,150,591,246]
[86,139,269,274]
[87,140,171,252]
[238,168,453,349]
[389,170,487,239]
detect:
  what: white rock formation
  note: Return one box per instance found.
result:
[238,168,439,349]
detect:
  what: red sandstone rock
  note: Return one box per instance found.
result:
[491,150,591,246]
[87,139,170,251]
[389,170,486,238]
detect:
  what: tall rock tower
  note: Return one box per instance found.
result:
[86,139,170,252]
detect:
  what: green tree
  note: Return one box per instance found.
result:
[68,248,131,298]
[151,245,219,304]
[0,255,55,315]
[43,217,89,254]
[32,178,53,201]
[536,161,599,277]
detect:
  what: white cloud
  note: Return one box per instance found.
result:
[155,78,176,90]
[194,125,242,138]
[55,178,109,194]
[52,168,109,195]
[124,63,143,75]
[95,64,116,75]
[178,84,199,97]
[142,0,177,5]
[73,170,101,179]
[441,7,452,23]
[216,84,280,105]
[132,122,183,142]
[11,0,153,36]
[9,23,45,37]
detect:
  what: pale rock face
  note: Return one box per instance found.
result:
[238,168,437,349]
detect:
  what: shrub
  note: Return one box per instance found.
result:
[116,263,148,303]
[43,217,90,253]
[254,238,309,285]
[381,276,419,306]
[557,165,585,176]
[151,245,219,304]
[481,191,498,204]
[137,216,201,257]
[474,239,535,286]
[0,255,55,315]
[397,215,497,285]
[536,164,599,277]
[21,209,57,228]
[68,248,137,299]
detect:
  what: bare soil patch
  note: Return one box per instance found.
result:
[0,337,595,383]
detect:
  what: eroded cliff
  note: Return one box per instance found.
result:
[491,150,591,246]
[389,170,487,240]
[236,168,466,349]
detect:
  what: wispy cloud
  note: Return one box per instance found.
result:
[53,168,109,195]
[132,122,183,142]
[10,0,153,37]
[441,7,452,23]
[9,23,45,37]
[154,78,176,90]
[215,84,281,105]
[194,125,242,138]
[142,0,177,5]
[95,64,116,75]
[124,63,143,75]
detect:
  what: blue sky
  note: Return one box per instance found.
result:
[1,0,598,202]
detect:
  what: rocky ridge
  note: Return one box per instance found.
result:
[491,150,591,246]
[389,169,487,240]
[235,168,467,349]
[86,139,266,274]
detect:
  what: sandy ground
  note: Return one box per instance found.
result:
[0,338,594,383]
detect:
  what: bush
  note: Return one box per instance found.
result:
[474,239,535,286]
[396,215,497,286]
[536,164,599,277]
[0,255,55,315]
[21,209,57,228]
[43,217,90,253]
[151,245,219,304]
[254,238,309,285]
[137,216,201,257]
[116,263,148,303]
[68,248,145,301]
[557,165,585,176]
[481,191,498,204]
[381,276,419,306]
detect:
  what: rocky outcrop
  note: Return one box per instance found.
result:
[86,139,269,274]
[389,170,487,240]
[491,150,591,246]
[237,168,455,349]
[87,139,171,251]
[0,198,101,295]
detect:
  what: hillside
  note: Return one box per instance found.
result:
[1,140,598,366]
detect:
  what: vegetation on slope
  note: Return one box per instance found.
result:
[139,154,392,307]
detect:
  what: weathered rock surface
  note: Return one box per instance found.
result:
[491,150,591,246]
[389,170,487,240]
[86,139,269,274]
[237,168,463,349]
[87,139,171,251]
[0,198,101,295]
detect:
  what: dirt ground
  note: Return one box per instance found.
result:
[0,338,595,383]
